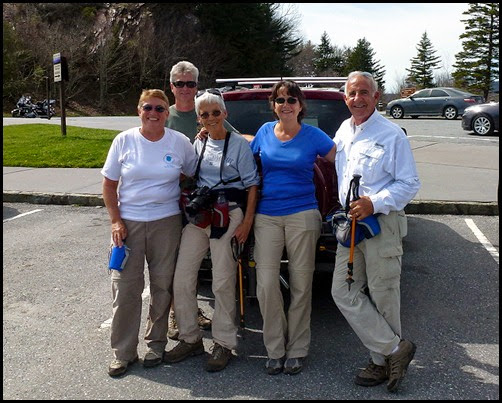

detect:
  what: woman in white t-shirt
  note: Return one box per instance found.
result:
[101,89,198,377]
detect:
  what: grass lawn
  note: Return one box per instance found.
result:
[3,124,120,168]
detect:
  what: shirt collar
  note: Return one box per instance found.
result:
[350,109,379,131]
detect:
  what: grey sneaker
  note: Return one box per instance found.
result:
[197,308,212,330]
[205,343,233,372]
[163,339,205,364]
[354,359,388,386]
[283,357,304,375]
[108,356,138,377]
[167,310,179,341]
[265,356,285,375]
[386,340,417,392]
[143,348,163,368]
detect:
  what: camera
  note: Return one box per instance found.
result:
[185,186,212,216]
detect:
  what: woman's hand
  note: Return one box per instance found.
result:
[233,221,252,245]
[111,220,128,247]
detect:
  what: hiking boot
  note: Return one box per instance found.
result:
[283,357,304,375]
[163,339,205,364]
[167,310,179,341]
[205,343,232,372]
[198,308,212,330]
[354,359,388,386]
[143,349,164,368]
[265,356,285,375]
[108,356,138,377]
[386,340,417,392]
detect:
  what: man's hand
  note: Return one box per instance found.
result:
[195,126,209,141]
[349,196,374,220]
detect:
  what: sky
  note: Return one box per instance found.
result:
[287,3,469,92]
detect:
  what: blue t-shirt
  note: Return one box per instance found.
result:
[250,121,334,216]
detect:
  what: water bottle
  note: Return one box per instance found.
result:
[212,190,229,229]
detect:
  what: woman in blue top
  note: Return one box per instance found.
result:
[250,80,336,375]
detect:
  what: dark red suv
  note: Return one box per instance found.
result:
[210,80,351,294]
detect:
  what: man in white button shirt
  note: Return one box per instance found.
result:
[331,71,420,393]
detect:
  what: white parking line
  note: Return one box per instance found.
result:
[465,218,499,264]
[3,209,43,223]
[408,135,498,143]
[100,286,150,329]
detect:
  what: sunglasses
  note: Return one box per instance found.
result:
[200,110,222,119]
[196,88,222,98]
[172,81,197,88]
[141,104,166,113]
[275,97,298,104]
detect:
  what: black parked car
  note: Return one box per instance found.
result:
[461,101,499,136]
[386,87,484,120]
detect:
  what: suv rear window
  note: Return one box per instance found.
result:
[223,90,351,138]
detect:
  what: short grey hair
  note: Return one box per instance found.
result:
[346,71,378,94]
[194,92,226,116]
[170,61,199,83]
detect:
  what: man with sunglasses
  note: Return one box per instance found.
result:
[166,61,238,143]
[165,61,239,341]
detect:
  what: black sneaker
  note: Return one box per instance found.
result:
[354,359,388,386]
[143,349,164,368]
[386,340,417,392]
[265,356,285,375]
[205,343,232,372]
[283,357,304,375]
[163,339,205,364]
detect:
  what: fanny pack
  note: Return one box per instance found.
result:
[329,211,381,247]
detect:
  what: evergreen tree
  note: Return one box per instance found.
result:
[194,3,301,78]
[344,38,386,92]
[452,3,499,99]
[406,31,441,88]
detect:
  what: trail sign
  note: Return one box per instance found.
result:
[53,52,62,83]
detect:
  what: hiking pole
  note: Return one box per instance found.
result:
[232,237,245,331]
[238,253,245,330]
[346,174,361,290]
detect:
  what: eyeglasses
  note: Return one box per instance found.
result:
[196,88,222,98]
[200,110,222,119]
[141,104,166,113]
[172,81,197,88]
[275,97,298,105]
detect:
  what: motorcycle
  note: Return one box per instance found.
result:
[11,95,56,118]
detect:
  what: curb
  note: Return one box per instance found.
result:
[3,191,499,215]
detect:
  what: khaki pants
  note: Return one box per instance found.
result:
[110,215,182,361]
[254,209,321,360]
[331,210,407,365]
[173,207,244,350]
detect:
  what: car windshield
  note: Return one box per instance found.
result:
[224,98,350,138]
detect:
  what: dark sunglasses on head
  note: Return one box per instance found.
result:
[196,88,222,98]
[172,80,197,88]
[142,104,166,113]
[275,97,298,105]
[200,110,222,119]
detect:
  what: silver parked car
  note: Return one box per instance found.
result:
[461,101,499,136]
[386,87,484,120]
